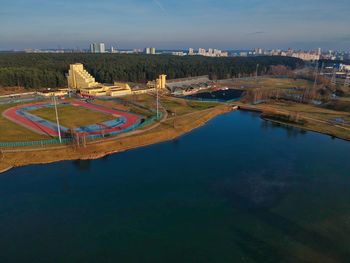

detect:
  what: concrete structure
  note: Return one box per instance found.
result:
[99,43,105,53]
[194,48,228,57]
[147,74,167,90]
[108,82,132,96]
[67,64,99,90]
[340,64,350,72]
[159,74,167,89]
[79,83,133,97]
[90,43,106,53]
[172,51,186,56]
[291,52,320,61]
[38,89,68,97]
[145,47,156,55]
[67,64,131,97]
[166,75,210,93]
[67,64,165,97]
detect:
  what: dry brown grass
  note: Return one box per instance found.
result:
[250,101,350,141]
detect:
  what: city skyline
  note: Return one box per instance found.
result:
[1,0,350,51]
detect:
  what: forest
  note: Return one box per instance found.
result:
[0,53,304,89]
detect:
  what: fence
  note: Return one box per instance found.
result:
[178,96,241,104]
[0,138,73,148]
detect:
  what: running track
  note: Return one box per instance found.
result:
[3,100,142,137]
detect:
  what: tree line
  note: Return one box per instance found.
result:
[0,53,304,89]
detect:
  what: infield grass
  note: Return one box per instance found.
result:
[28,104,116,129]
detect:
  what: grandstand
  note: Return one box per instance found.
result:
[166,75,211,93]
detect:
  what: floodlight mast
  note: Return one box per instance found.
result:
[344,73,350,88]
[53,95,62,143]
[156,84,159,119]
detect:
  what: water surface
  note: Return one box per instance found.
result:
[1,111,350,263]
[186,89,243,101]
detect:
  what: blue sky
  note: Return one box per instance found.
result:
[1,0,349,50]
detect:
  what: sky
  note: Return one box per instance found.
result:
[1,0,350,51]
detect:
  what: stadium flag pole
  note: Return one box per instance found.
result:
[53,95,62,143]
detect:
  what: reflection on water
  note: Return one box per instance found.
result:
[73,159,91,171]
[0,111,350,263]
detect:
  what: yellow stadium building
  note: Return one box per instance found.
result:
[67,63,99,90]
[67,63,166,97]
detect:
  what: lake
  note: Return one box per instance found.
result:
[1,111,350,263]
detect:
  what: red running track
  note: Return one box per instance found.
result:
[2,100,142,137]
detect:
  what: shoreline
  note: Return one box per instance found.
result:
[237,104,350,142]
[261,117,350,142]
[0,105,232,174]
[2,102,350,174]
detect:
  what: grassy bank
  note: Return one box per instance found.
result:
[240,101,350,141]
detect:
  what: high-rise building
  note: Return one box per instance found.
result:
[188,48,194,55]
[99,43,105,53]
[198,48,206,55]
[145,47,156,55]
[90,43,105,53]
[90,43,95,53]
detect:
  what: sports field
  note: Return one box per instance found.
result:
[2,100,143,140]
[28,104,116,129]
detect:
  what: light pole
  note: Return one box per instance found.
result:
[156,85,159,119]
[53,96,62,143]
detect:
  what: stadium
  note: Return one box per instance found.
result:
[3,100,143,139]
